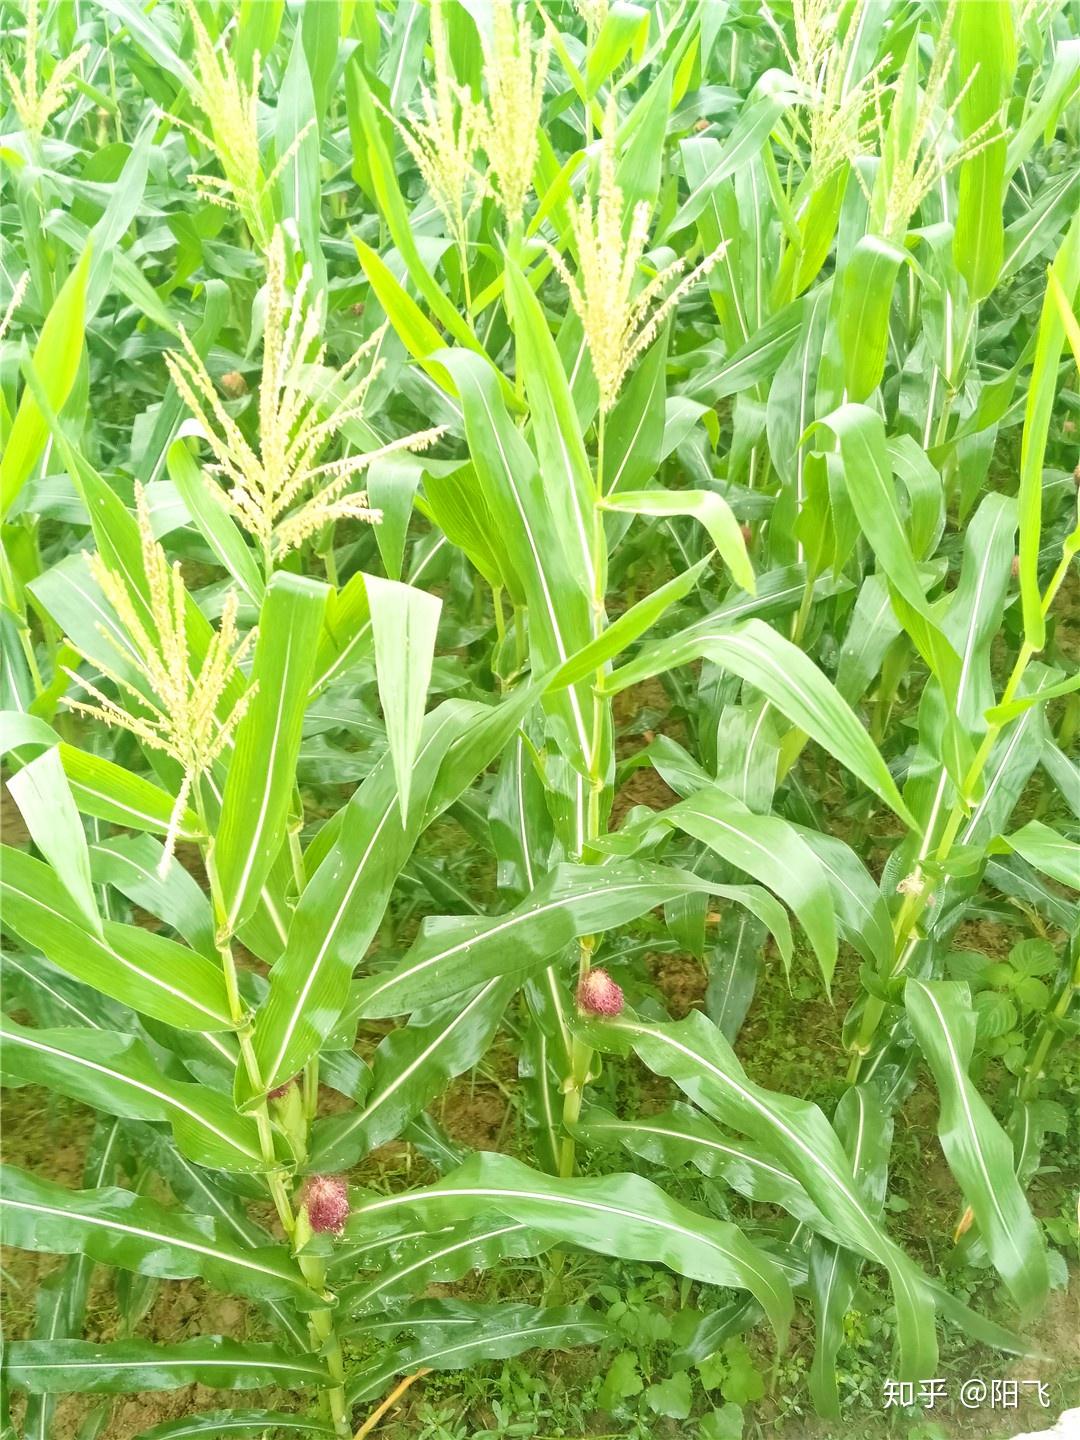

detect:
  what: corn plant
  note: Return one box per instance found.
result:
[1,1,1078,1437]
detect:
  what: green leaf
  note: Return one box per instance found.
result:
[808,1085,892,1418]
[574,1103,824,1227]
[0,846,233,1031]
[0,1164,318,1309]
[346,67,514,400]
[670,74,800,233]
[546,558,711,691]
[437,348,594,769]
[0,1018,263,1172]
[836,236,907,402]
[1,244,91,518]
[61,744,204,841]
[148,1138,308,1350]
[89,834,217,960]
[348,1157,794,1353]
[986,671,1080,724]
[604,1010,939,1382]
[310,570,373,696]
[310,976,517,1169]
[996,821,1078,890]
[216,572,327,932]
[792,827,894,974]
[1018,212,1080,650]
[646,1371,693,1419]
[420,461,521,600]
[350,860,795,1017]
[701,1402,745,1440]
[251,691,535,1095]
[606,619,915,827]
[905,980,1049,1316]
[133,1416,334,1439]
[601,489,755,594]
[353,237,459,398]
[505,258,596,602]
[3,1338,330,1394]
[346,1302,610,1405]
[585,2,649,96]
[809,405,960,699]
[365,573,442,824]
[706,909,765,1043]
[18,1121,119,1440]
[601,326,671,498]
[688,301,808,406]
[6,745,101,935]
[337,1218,551,1319]
[953,1,1015,299]
[629,790,836,989]
[166,440,264,608]
[939,492,1018,739]
[600,1350,644,1408]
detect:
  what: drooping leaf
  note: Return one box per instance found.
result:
[6,745,101,935]
[996,821,1079,890]
[0,1018,263,1173]
[0,1164,319,1309]
[601,489,755,594]
[132,1415,334,1439]
[337,1219,552,1318]
[348,1156,794,1351]
[0,847,233,1031]
[606,618,916,827]
[601,1010,939,1381]
[905,980,1049,1316]
[3,1338,330,1394]
[350,860,799,1017]
[346,1301,610,1404]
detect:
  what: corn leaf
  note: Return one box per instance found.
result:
[3,1338,330,1395]
[905,980,1049,1316]
[0,846,233,1032]
[215,572,327,932]
[348,1152,794,1353]
[0,1018,263,1172]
